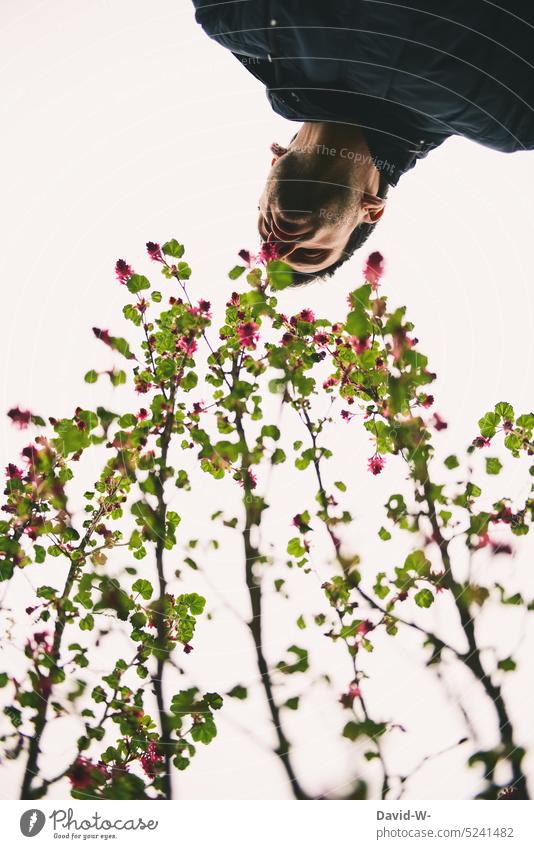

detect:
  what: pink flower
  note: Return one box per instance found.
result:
[177,336,198,355]
[313,332,329,347]
[238,469,257,490]
[140,741,164,778]
[472,435,491,448]
[323,377,339,390]
[238,249,252,265]
[357,619,374,636]
[421,394,434,409]
[350,336,370,354]
[490,506,513,524]
[299,309,315,323]
[21,444,38,462]
[227,292,240,307]
[368,452,385,475]
[364,251,385,289]
[339,683,362,708]
[33,631,52,650]
[92,327,111,346]
[115,259,134,284]
[237,320,260,350]
[183,643,193,654]
[6,463,24,479]
[68,757,97,790]
[490,540,513,556]
[258,242,279,263]
[136,408,149,421]
[292,513,312,533]
[134,375,152,394]
[474,531,490,550]
[432,412,448,431]
[341,410,355,422]
[188,300,212,319]
[146,241,164,263]
[7,408,32,429]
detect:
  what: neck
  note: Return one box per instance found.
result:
[291,121,380,194]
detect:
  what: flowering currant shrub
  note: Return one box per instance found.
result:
[1,240,533,800]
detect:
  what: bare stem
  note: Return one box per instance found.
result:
[232,362,309,800]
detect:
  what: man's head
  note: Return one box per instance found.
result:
[257,124,388,285]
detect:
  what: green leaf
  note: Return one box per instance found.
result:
[495,402,514,421]
[478,412,499,439]
[404,550,430,576]
[261,424,280,440]
[130,611,147,629]
[162,239,185,258]
[126,274,150,294]
[119,413,137,428]
[267,259,293,290]
[228,685,248,700]
[444,454,459,470]
[37,586,58,600]
[497,657,516,672]
[176,262,191,280]
[345,307,371,339]
[4,705,22,728]
[109,369,127,386]
[79,614,94,631]
[228,265,245,280]
[287,537,306,557]
[284,697,299,711]
[0,673,8,688]
[34,545,46,564]
[414,588,434,608]
[349,283,372,309]
[378,526,391,541]
[343,719,386,742]
[277,645,309,675]
[132,579,153,600]
[84,370,99,384]
[373,572,390,600]
[485,457,503,475]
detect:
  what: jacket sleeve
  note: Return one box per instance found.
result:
[191,0,273,59]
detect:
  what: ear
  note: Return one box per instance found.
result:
[360,192,386,224]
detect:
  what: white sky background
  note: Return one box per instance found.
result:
[1,0,534,800]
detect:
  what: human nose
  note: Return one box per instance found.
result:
[266,230,297,259]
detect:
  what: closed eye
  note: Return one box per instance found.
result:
[290,248,329,264]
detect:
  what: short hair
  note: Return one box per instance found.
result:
[288,175,389,287]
